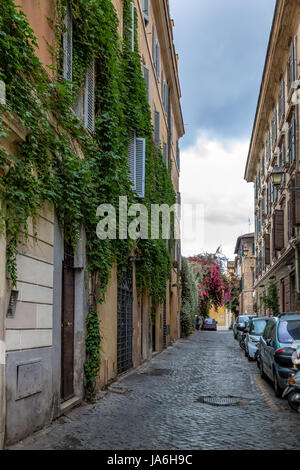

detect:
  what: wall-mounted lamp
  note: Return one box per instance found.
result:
[271,167,285,186]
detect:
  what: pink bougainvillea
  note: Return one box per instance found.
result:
[189,253,232,316]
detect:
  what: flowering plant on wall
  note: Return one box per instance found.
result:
[189,253,232,317]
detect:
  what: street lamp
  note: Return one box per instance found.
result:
[271,167,285,186]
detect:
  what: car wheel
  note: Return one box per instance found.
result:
[260,358,266,379]
[273,370,283,398]
[248,354,252,361]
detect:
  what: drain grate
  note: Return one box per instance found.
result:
[197,396,247,407]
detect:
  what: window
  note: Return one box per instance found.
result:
[177,191,181,219]
[128,131,146,198]
[84,61,95,133]
[152,24,160,80]
[63,2,73,81]
[169,103,173,145]
[287,114,296,165]
[163,142,167,164]
[161,71,169,115]
[176,141,180,171]
[143,65,150,103]
[154,109,160,148]
[74,60,95,133]
[272,107,277,145]
[287,37,298,93]
[142,0,150,24]
[279,139,285,168]
[266,130,271,161]
[279,76,285,120]
[278,319,300,343]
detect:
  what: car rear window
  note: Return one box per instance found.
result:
[238,316,249,323]
[249,320,267,336]
[205,319,215,323]
[278,320,300,344]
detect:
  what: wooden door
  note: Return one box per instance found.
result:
[61,242,75,401]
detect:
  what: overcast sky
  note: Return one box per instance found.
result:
[170,0,276,260]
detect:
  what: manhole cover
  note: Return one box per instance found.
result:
[197,396,246,407]
[142,368,171,376]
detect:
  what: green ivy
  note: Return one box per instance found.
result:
[0,0,176,397]
[84,310,102,400]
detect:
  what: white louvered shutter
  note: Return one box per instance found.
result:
[143,0,150,22]
[294,36,298,82]
[164,82,169,115]
[143,65,150,103]
[163,142,167,164]
[84,61,95,133]
[154,110,160,148]
[156,42,160,80]
[63,2,73,81]
[130,2,135,51]
[152,25,157,68]
[135,137,146,198]
[128,131,136,190]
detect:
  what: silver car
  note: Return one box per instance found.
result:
[233,315,256,340]
[245,317,271,361]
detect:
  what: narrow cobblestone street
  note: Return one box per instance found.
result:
[10,331,300,450]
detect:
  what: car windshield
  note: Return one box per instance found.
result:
[278,320,300,344]
[249,320,267,336]
[238,316,249,323]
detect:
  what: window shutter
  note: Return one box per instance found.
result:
[63,2,73,81]
[152,24,157,66]
[264,233,270,265]
[84,61,95,133]
[129,2,135,52]
[128,130,136,190]
[143,65,150,102]
[163,142,167,163]
[169,104,173,144]
[295,172,300,225]
[273,209,284,251]
[177,192,181,219]
[176,141,180,170]
[154,109,160,148]
[156,42,160,80]
[74,88,83,119]
[294,37,298,82]
[135,137,146,198]
[142,0,150,22]
[291,115,296,162]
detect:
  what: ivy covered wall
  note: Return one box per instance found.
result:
[0,0,176,397]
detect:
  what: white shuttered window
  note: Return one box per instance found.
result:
[143,0,150,23]
[84,61,95,133]
[128,132,146,198]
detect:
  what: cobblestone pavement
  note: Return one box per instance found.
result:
[10,331,300,450]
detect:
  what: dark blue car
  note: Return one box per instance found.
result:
[259,313,300,397]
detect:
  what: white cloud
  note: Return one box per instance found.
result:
[180,133,253,260]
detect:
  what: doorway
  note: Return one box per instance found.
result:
[61,241,75,401]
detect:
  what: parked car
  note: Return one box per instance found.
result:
[233,315,256,340]
[202,318,217,331]
[245,317,271,361]
[259,313,300,397]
